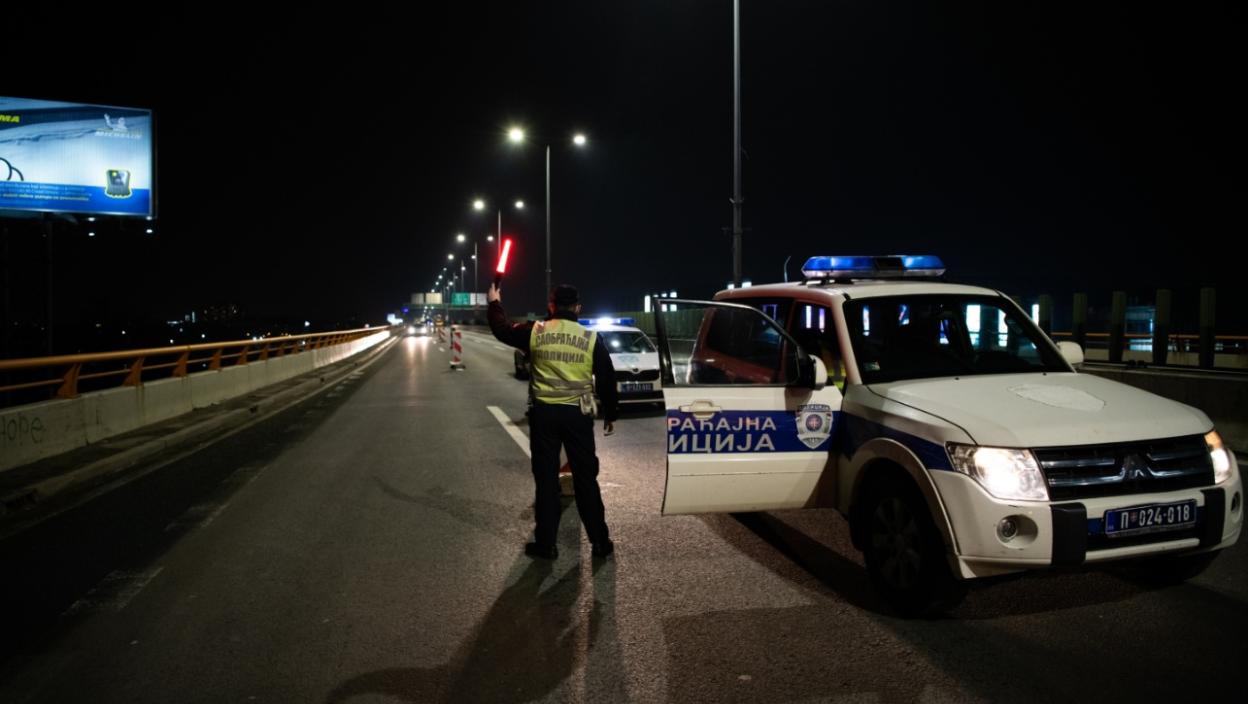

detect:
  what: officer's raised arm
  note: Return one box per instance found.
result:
[487,284,531,352]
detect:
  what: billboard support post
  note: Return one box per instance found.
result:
[44,214,53,355]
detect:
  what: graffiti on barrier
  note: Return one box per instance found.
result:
[1,413,46,449]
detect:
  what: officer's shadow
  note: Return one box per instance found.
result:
[326,519,612,703]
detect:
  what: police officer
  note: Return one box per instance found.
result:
[487,282,618,560]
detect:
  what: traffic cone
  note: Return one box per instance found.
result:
[450,325,464,369]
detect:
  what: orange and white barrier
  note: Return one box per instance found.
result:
[450,326,464,369]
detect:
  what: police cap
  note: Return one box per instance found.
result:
[550,284,580,306]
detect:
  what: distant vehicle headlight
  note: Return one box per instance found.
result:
[407,326,416,335]
[1206,430,1233,484]
[947,444,1049,501]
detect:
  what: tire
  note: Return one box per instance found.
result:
[514,361,529,380]
[860,477,964,617]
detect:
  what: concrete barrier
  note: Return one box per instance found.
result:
[1081,365,1248,453]
[0,330,391,473]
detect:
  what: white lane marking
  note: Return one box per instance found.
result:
[198,501,231,528]
[487,405,531,459]
[164,501,231,531]
[64,567,165,615]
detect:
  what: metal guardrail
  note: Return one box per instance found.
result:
[1050,331,1248,353]
[0,327,387,403]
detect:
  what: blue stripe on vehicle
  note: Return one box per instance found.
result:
[666,410,837,454]
[836,414,953,470]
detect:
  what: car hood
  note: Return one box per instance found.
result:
[611,351,660,372]
[869,372,1212,448]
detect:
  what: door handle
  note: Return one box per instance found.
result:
[679,400,721,420]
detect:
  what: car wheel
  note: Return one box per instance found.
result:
[514,361,529,380]
[861,477,964,617]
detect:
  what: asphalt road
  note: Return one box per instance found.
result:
[0,330,1243,703]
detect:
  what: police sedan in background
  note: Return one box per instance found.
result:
[514,318,663,404]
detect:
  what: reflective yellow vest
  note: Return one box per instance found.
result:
[529,318,597,410]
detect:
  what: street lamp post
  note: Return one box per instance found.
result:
[470,198,523,310]
[506,127,587,296]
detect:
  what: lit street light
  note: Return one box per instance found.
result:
[506,125,589,294]
[468,197,526,309]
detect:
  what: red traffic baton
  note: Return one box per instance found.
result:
[493,237,514,288]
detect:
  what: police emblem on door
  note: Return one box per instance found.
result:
[796,404,833,449]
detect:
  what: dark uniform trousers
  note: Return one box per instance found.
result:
[528,401,610,547]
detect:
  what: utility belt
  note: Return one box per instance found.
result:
[531,377,597,416]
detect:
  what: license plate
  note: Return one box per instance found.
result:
[1104,500,1197,537]
[620,382,653,393]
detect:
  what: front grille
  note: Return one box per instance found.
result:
[1035,435,1213,501]
[617,369,660,382]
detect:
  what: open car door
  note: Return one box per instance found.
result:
[654,299,843,514]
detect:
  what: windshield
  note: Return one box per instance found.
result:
[598,330,656,354]
[844,294,1068,384]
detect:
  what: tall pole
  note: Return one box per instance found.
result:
[473,242,478,316]
[545,144,552,296]
[731,0,744,287]
[44,216,54,354]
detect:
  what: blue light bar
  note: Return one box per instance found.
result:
[801,255,946,280]
[579,317,637,327]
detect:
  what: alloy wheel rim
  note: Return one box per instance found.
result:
[871,496,922,591]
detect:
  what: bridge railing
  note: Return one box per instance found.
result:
[0,327,395,472]
[0,327,386,407]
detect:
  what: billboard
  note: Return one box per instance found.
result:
[449,292,488,306]
[0,96,154,217]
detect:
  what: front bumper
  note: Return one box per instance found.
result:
[931,464,1243,579]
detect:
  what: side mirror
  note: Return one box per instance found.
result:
[794,354,828,390]
[1058,341,1084,367]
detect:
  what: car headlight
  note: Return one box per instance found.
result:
[947,444,1049,501]
[1206,430,1233,484]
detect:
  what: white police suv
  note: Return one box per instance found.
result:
[653,255,1241,615]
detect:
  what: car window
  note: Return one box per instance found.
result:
[790,302,845,389]
[727,297,793,329]
[660,301,799,386]
[845,294,1067,383]
[598,331,656,353]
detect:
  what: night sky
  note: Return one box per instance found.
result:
[3,2,1243,353]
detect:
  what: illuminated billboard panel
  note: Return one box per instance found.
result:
[0,96,154,217]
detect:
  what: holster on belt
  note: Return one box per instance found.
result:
[579,392,598,417]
